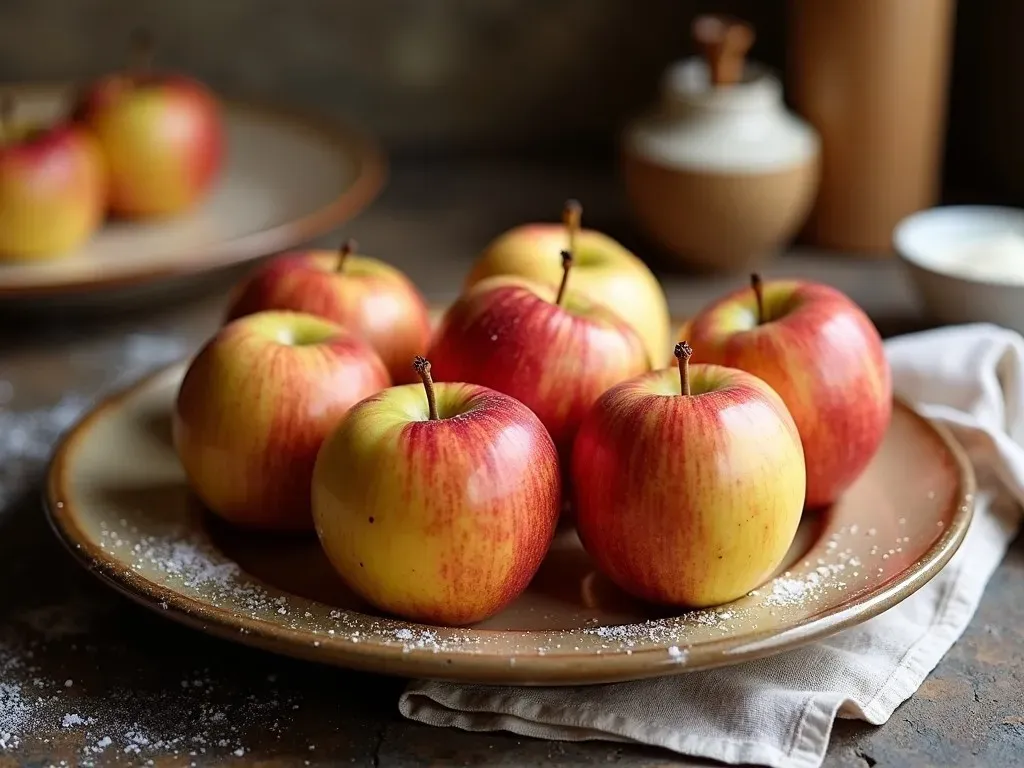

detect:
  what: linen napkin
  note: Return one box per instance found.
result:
[399,323,1024,768]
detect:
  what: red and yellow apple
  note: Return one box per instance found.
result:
[73,34,223,218]
[465,200,672,367]
[573,342,806,607]
[172,310,390,531]
[224,240,432,384]
[312,356,561,626]
[428,251,650,459]
[0,97,106,259]
[681,275,892,508]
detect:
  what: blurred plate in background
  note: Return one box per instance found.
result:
[0,83,386,309]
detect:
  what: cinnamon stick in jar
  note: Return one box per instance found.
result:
[692,14,755,88]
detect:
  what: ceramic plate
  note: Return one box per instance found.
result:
[0,84,385,304]
[45,362,974,686]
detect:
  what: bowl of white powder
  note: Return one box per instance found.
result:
[894,205,1024,333]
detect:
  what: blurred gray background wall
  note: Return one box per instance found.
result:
[0,0,1015,201]
[0,0,788,157]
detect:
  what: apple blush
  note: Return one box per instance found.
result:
[573,341,806,608]
[312,356,561,626]
[429,207,650,461]
[0,94,106,260]
[72,30,224,219]
[682,273,892,508]
[224,239,433,384]
[172,310,390,532]
[465,199,672,367]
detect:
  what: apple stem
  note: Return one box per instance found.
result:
[674,341,693,396]
[555,250,573,306]
[751,273,765,324]
[413,356,439,421]
[337,238,357,273]
[563,198,582,259]
[130,27,156,75]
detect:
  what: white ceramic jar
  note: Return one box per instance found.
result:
[622,58,821,272]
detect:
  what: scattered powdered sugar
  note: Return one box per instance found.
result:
[0,331,189,513]
[0,678,32,750]
[61,713,91,728]
[140,539,243,591]
[667,645,688,662]
[575,608,740,656]
[763,527,867,607]
[98,513,762,662]
[0,331,267,759]
[92,508,875,665]
[0,614,305,761]
[102,525,282,621]
[0,395,90,510]
[0,632,61,751]
[765,578,811,606]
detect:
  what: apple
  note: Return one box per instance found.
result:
[0,95,106,259]
[312,356,561,625]
[573,342,806,607]
[428,248,650,460]
[172,310,390,531]
[72,31,224,219]
[465,199,672,367]
[682,274,892,508]
[224,239,432,384]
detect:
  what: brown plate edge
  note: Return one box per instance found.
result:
[42,362,977,686]
[0,82,388,299]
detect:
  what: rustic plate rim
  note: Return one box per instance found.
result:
[43,361,977,685]
[0,81,387,299]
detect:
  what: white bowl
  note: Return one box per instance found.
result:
[894,205,1024,333]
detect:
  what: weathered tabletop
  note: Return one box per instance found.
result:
[1,162,1021,768]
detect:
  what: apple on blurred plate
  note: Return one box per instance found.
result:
[224,239,432,384]
[72,30,224,219]
[0,94,106,260]
[429,244,649,461]
[172,310,390,532]
[573,342,806,607]
[312,356,561,626]
[465,199,672,367]
[682,274,892,508]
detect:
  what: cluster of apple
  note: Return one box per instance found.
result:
[171,199,892,627]
[0,33,223,260]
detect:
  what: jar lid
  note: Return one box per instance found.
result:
[661,58,783,112]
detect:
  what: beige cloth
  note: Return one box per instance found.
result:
[399,324,1024,768]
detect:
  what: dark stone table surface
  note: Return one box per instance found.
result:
[1,161,1021,767]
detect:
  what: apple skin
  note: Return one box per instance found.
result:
[466,224,672,367]
[573,363,806,608]
[680,279,892,509]
[73,73,223,218]
[224,250,432,384]
[427,275,650,460]
[0,123,106,259]
[312,380,561,626]
[172,310,390,531]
